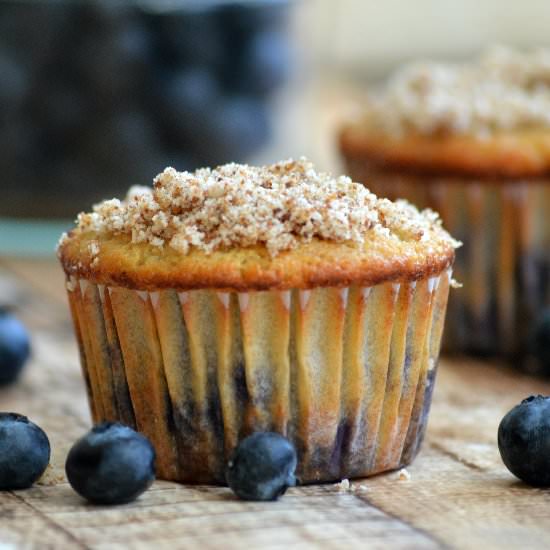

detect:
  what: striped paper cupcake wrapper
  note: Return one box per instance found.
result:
[66,270,451,483]
[344,157,550,363]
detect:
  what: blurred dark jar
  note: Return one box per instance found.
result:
[0,0,291,218]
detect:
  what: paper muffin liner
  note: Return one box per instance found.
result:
[65,271,451,484]
[344,157,550,363]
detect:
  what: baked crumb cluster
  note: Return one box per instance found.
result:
[72,158,457,257]
[365,46,550,137]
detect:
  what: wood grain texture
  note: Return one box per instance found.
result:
[1,258,550,549]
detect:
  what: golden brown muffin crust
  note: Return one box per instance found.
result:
[340,125,550,178]
[59,231,454,291]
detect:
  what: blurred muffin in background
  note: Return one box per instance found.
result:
[0,0,290,218]
[340,46,550,373]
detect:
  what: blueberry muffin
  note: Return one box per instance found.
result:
[340,47,550,367]
[57,158,458,483]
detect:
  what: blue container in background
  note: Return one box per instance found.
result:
[0,0,291,219]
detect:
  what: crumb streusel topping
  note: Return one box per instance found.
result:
[364,46,550,138]
[69,158,458,257]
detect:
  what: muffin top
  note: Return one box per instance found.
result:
[58,158,458,291]
[341,47,550,177]
[361,46,550,137]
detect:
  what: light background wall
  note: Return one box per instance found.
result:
[305,0,550,79]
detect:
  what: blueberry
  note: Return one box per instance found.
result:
[65,422,155,504]
[226,432,297,501]
[0,310,31,386]
[0,413,50,490]
[498,395,550,486]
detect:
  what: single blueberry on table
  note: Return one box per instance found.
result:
[498,395,550,486]
[0,413,51,490]
[226,432,297,501]
[65,422,155,505]
[0,310,31,386]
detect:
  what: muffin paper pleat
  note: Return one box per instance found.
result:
[345,158,550,362]
[67,273,451,483]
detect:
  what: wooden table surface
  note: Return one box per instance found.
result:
[1,257,550,550]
